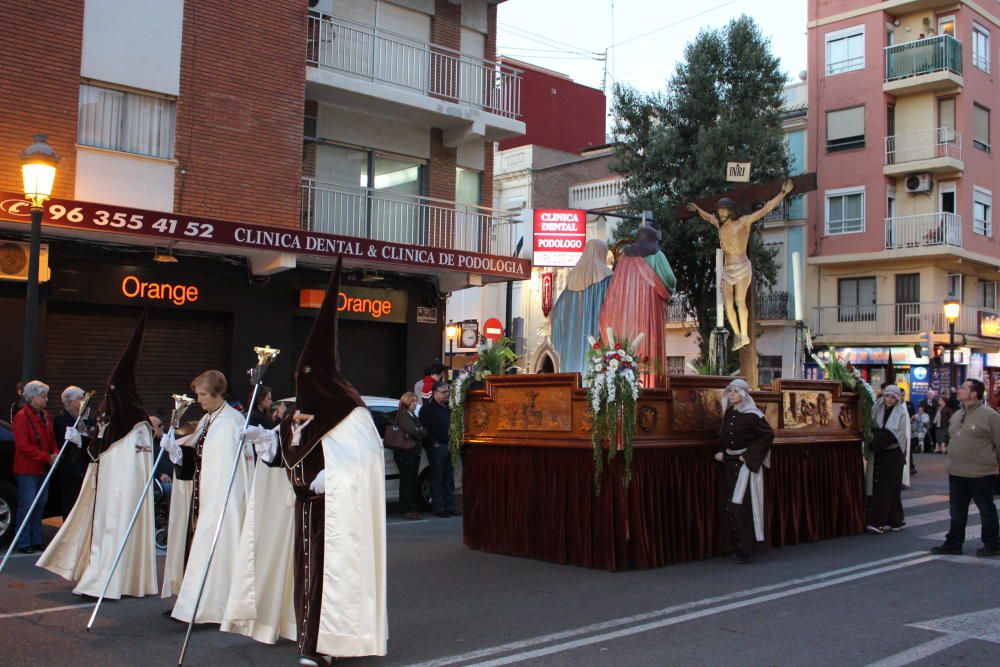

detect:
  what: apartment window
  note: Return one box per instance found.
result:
[974,104,990,152]
[667,356,686,375]
[948,273,964,301]
[938,98,956,143]
[974,186,992,237]
[826,187,865,235]
[455,167,482,205]
[980,281,998,309]
[826,106,865,152]
[838,277,877,322]
[78,83,175,159]
[825,25,865,75]
[973,23,991,72]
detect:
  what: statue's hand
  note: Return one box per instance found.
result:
[782,178,794,195]
[685,202,697,212]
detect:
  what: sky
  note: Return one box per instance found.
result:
[496,0,809,100]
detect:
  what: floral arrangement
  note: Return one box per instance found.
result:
[449,336,518,465]
[583,328,643,493]
[811,348,876,453]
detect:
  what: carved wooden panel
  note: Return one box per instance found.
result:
[783,391,834,429]
[493,386,572,432]
[670,388,724,431]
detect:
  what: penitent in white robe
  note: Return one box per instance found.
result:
[38,422,158,599]
[165,405,253,624]
[221,459,297,644]
[316,406,388,657]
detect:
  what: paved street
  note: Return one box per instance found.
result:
[2,453,1000,667]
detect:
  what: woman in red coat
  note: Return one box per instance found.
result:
[12,380,58,554]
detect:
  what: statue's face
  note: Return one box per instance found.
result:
[717,207,732,223]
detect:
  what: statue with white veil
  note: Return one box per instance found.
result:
[549,239,613,374]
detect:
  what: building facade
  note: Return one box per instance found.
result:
[0,0,526,415]
[807,0,1000,399]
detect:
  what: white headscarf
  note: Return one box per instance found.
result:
[565,239,613,291]
[722,379,764,418]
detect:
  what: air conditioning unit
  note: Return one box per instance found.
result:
[0,241,51,282]
[904,173,933,194]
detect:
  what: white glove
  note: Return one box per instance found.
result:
[309,469,326,494]
[65,425,83,447]
[161,430,182,465]
[241,425,278,463]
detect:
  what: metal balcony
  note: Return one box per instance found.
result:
[757,291,790,320]
[811,301,987,338]
[884,128,963,176]
[301,178,520,257]
[568,177,624,211]
[306,11,521,119]
[884,212,962,251]
[884,35,963,93]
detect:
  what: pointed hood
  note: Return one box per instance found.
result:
[283,257,365,465]
[99,308,149,445]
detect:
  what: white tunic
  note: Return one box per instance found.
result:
[37,422,158,599]
[316,406,388,657]
[221,459,297,644]
[166,405,253,624]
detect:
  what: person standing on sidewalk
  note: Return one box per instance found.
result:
[11,381,58,554]
[930,378,1000,557]
[419,381,460,518]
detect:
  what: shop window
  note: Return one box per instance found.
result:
[78,83,175,160]
[825,25,865,75]
[838,276,876,322]
[826,106,865,152]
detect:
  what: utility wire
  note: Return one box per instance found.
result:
[609,0,738,48]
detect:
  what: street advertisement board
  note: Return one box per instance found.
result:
[532,209,586,267]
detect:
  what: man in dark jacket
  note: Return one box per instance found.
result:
[419,380,459,518]
[919,390,938,453]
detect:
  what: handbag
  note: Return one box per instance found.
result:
[383,424,416,452]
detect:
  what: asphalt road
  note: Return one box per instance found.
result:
[2,453,1000,667]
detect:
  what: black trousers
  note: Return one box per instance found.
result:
[393,449,421,514]
[868,447,905,528]
[944,474,1000,549]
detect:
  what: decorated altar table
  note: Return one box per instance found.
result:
[461,373,866,571]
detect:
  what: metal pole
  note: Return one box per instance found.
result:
[949,321,957,390]
[505,279,513,351]
[0,411,83,574]
[86,429,171,630]
[20,206,43,381]
[177,383,261,666]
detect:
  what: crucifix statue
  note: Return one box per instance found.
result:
[686,178,794,351]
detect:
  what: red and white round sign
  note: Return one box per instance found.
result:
[483,317,504,343]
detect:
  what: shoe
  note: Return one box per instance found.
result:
[865,525,884,535]
[887,523,906,532]
[15,546,34,555]
[434,511,450,518]
[448,509,463,516]
[299,655,330,667]
[975,545,1000,557]
[930,544,963,555]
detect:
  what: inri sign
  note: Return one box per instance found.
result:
[532,209,586,267]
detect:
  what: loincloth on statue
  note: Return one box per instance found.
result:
[721,255,752,287]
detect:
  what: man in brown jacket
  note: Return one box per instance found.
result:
[931,379,1000,557]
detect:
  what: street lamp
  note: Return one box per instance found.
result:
[445,323,459,370]
[943,299,961,391]
[20,134,60,382]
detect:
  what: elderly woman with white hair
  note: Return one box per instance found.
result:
[53,386,91,519]
[714,379,774,564]
[11,380,59,554]
[866,384,910,534]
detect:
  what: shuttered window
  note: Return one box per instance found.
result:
[974,104,990,152]
[827,106,865,152]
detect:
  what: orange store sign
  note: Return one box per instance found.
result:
[299,287,407,324]
[121,275,199,306]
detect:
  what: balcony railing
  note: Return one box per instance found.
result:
[884,212,962,250]
[667,295,696,323]
[307,11,522,118]
[301,178,520,256]
[568,177,624,210]
[885,127,962,165]
[885,34,962,82]
[757,291,790,320]
[811,301,989,337]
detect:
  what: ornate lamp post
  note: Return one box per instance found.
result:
[445,323,459,370]
[20,134,60,381]
[943,299,961,390]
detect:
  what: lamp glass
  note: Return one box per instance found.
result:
[943,300,961,323]
[22,162,56,203]
[446,324,458,340]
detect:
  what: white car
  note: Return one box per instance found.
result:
[278,395,462,508]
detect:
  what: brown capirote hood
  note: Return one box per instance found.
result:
[99,308,149,445]
[281,256,364,466]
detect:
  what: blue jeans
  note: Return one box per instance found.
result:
[945,474,1000,549]
[15,474,48,549]
[427,442,455,513]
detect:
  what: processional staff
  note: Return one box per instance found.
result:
[86,393,196,630]
[176,345,280,666]
[0,391,96,575]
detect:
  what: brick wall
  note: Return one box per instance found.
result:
[428,129,456,247]
[0,2,83,198]
[174,1,307,228]
[533,154,616,209]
